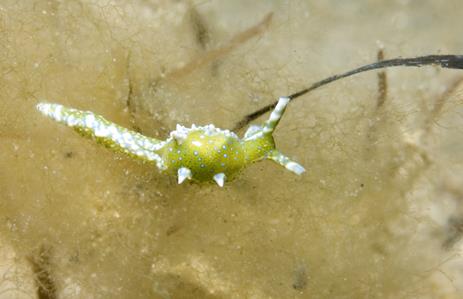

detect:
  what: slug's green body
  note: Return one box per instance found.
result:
[37,97,304,187]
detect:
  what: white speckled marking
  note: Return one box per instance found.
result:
[36,102,166,169]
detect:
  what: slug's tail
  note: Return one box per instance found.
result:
[36,102,166,170]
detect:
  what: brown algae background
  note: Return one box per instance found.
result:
[1,0,463,298]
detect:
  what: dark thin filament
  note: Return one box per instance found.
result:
[234,54,463,131]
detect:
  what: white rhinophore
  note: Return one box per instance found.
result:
[244,125,262,139]
[262,97,290,134]
[285,161,306,175]
[267,150,305,176]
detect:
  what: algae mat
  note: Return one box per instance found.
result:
[1,1,463,298]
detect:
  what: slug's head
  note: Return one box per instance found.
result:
[243,97,306,176]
